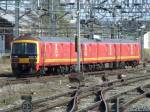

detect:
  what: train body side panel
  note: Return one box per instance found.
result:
[81,44,87,64]
[135,43,141,61]
[43,42,71,65]
[98,43,106,62]
[37,40,141,71]
[70,43,76,64]
[97,43,115,62]
[115,44,121,62]
[110,44,116,62]
[85,43,97,63]
[120,44,130,61]
[119,43,139,61]
[105,43,116,62]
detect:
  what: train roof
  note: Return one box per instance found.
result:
[37,36,138,43]
[15,36,138,43]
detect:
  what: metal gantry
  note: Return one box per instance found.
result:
[77,0,81,72]
[1,0,150,71]
[0,0,150,37]
[14,0,19,38]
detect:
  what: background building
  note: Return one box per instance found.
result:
[0,17,14,57]
[144,32,150,49]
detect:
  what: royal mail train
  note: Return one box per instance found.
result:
[11,36,141,75]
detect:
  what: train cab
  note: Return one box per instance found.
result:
[11,37,39,75]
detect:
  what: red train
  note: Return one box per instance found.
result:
[11,36,141,75]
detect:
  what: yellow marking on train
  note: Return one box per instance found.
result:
[36,43,40,63]
[14,40,38,43]
[44,56,140,63]
[116,56,140,59]
[98,57,116,60]
[19,58,29,63]
[13,56,140,64]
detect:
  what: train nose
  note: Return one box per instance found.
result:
[12,58,19,63]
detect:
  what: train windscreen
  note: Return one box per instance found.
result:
[12,43,37,56]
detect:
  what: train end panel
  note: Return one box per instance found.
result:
[11,37,41,76]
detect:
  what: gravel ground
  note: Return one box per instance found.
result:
[122,87,150,112]
[127,98,150,112]
[105,76,150,112]
[0,60,149,110]
[105,78,150,100]
[0,75,103,110]
[78,95,96,109]
[0,58,11,75]
[0,63,11,74]
[48,106,66,112]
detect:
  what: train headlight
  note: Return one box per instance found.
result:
[12,58,19,63]
[29,58,37,63]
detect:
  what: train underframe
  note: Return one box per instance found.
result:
[12,60,139,76]
[43,60,139,75]
[11,63,37,76]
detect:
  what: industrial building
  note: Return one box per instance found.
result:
[0,17,13,57]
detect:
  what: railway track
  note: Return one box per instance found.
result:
[4,72,150,112]
[78,75,150,112]
[0,65,145,87]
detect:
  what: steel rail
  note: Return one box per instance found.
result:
[78,84,150,112]
[78,77,150,112]
[120,91,150,112]
[3,73,150,112]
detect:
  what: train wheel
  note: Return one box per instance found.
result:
[68,66,71,73]
[125,62,129,68]
[47,67,53,74]
[119,62,125,69]
[95,64,100,71]
[93,64,96,71]
[15,73,20,78]
[60,66,64,74]
[64,66,69,74]
[100,63,105,70]
[89,64,93,72]
[113,62,120,69]
[80,65,84,72]
[70,65,75,73]
[40,67,46,75]
[96,64,102,71]
[56,67,61,75]
[109,62,113,70]
[13,72,19,78]
[131,61,137,68]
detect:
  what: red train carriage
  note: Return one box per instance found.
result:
[11,36,141,75]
